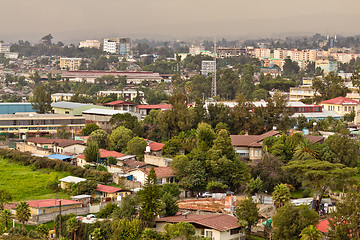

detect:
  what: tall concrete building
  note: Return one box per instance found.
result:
[103,38,131,56]
[79,40,101,49]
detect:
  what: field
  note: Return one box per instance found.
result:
[0,158,70,201]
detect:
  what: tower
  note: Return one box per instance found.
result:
[211,40,217,98]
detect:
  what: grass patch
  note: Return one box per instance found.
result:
[0,158,70,201]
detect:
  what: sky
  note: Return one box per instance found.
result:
[1,0,360,43]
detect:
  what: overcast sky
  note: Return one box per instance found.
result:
[1,0,360,43]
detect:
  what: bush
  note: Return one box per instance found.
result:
[206,181,229,193]
[47,180,60,192]
[97,203,118,218]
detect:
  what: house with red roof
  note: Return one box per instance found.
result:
[104,100,137,112]
[129,167,175,186]
[320,96,360,123]
[155,214,244,240]
[77,149,125,168]
[93,184,131,202]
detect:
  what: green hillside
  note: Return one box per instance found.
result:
[0,158,70,201]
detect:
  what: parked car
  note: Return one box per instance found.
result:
[202,192,212,198]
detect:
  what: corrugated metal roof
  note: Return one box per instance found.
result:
[51,101,90,109]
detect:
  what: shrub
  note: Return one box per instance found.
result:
[301,188,312,198]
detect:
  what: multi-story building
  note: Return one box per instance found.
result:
[315,59,338,74]
[216,47,246,58]
[62,70,162,83]
[103,38,131,56]
[201,60,216,76]
[289,86,319,101]
[97,90,144,101]
[254,48,271,59]
[0,41,10,55]
[320,97,360,123]
[79,40,101,49]
[0,113,85,134]
[60,58,82,71]
[189,45,205,55]
[51,93,74,102]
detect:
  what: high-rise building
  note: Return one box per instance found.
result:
[103,38,131,56]
[201,60,216,76]
[79,40,101,49]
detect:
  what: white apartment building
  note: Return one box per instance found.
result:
[289,86,319,101]
[189,45,205,55]
[103,38,131,56]
[0,42,10,55]
[97,90,144,101]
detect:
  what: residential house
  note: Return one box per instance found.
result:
[230,130,281,162]
[77,149,125,168]
[52,139,86,155]
[59,176,86,189]
[9,199,82,217]
[93,184,131,202]
[104,100,137,112]
[129,167,175,186]
[320,97,360,123]
[155,214,244,240]
[137,104,172,117]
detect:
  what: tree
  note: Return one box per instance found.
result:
[247,177,263,195]
[138,168,162,225]
[92,228,105,240]
[195,122,216,150]
[325,134,360,167]
[0,189,12,210]
[272,184,291,209]
[81,123,100,136]
[109,126,133,152]
[41,34,53,45]
[272,204,319,240]
[161,192,179,217]
[112,195,138,220]
[312,72,349,101]
[127,137,147,161]
[57,125,72,139]
[235,198,259,239]
[300,225,323,240]
[66,216,80,240]
[282,58,300,77]
[111,218,144,240]
[164,222,196,240]
[293,140,319,161]
[89,129,108,149]
[0,209,13,231]
[15,201,31,230]
[31,85,52,114]
[327,186,360,239]
[284,160,357,210]
[84,140,100,163]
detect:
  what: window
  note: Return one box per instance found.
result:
[230,228,240,235]
[205,231,213,238]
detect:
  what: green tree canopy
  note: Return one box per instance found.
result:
[15,201,31,230]
[109,126,134,152]
[234,197,259,238]
[31,85,52,114]
[82,123,100,136]
[127,137,147,161]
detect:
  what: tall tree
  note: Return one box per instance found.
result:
[81,123,100,136]
[0,189,12,210]
[89,129,109,149]
[111,218,144,240]
[138,168,162,225]
[300,225,323,240]
[31,85,52,114]
[127,137,147,161]
[15,201,31,230]
[84,139,100,163]
[109,126,133,152]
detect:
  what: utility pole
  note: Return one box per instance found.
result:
[211,40,217,99]
[58,199,62,239]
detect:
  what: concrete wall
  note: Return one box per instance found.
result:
[144,154,170,167]
[16,142,51,156]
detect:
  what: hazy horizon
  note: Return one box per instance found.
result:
[2,0,360,44]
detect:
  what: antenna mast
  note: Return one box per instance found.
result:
[211,40,217,98]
